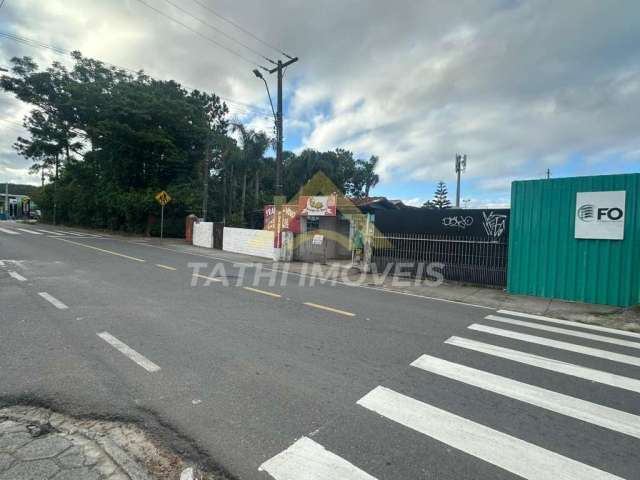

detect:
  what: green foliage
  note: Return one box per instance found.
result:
[428,181,452,209]
[2,53,382,234]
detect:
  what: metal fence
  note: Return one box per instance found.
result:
[371,233,508,287]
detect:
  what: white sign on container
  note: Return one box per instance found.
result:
[575,191,625,240]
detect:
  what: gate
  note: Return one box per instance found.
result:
[371,233,508,287]
[213,222,224,249]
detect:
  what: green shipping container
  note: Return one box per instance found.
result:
[508,173,640,307]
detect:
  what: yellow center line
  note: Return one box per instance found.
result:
[56,238,146,263]
[192,273,223,283]
[156,264,177,271]
[304,302,356,317]
[243,286,282,298]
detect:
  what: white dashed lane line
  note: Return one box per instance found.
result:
[16,228,42,235]
[97,332,161,373]
[38,292,69,310]
[8,271,27,282]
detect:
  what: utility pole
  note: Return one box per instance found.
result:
[455,153,467,208]
[202,137,210,221]
[253,56,299,197]
[546,168,551,179]
[4,181,8,216]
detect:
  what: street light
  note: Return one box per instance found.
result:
[252,56,298,196]
[253,69,276,122]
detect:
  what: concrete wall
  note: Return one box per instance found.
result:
[193,222,213,249]
[223,227,274,259]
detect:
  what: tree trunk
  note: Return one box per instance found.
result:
[254,172,260,206]
[228,165,234,217]
[53,154,59,225]
[241,170,247,221]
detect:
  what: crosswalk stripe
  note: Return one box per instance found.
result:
[36,229,61,235]
[486,314,640,350]
[259,437,377,480]
[469,324,640,367]
[498,310,640,340]
[446,336,640,394]
[0,227,19,235]
[16,228,42,235]
[358,386,623,480]
[411,354,640,439]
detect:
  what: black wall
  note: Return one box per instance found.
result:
[374,208,510,241]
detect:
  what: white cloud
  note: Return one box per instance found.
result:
[1,0,639,201]
[401,197,423,207]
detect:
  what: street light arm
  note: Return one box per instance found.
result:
[260,77,277,123]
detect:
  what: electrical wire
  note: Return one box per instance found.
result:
[131,0,268,70]
[0,118,25,129]
[188,0,292,59]
[0,31,271,117]
[160,0,275,65]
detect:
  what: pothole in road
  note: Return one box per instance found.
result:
[0,406,233,480]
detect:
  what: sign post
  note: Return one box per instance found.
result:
[155,191,172,240]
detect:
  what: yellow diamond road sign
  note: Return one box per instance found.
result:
[155,191,171,206]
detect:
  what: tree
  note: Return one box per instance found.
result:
[431,181,452,209]
[350,155,380,198]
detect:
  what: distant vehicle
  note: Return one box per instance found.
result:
[29,210,41,220]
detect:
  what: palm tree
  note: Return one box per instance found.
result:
[363,155,380,197]
[231,123,269,222]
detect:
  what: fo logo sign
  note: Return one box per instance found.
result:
[575,191,626,240]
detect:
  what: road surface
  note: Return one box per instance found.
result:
[1,222,639,479]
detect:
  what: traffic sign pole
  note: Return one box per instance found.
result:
[160,204,164,241]
[154,190,172,241]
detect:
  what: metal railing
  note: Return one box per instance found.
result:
[371,233,508,287]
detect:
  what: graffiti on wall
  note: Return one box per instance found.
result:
[442,216,474,229]
[482,211,507,239]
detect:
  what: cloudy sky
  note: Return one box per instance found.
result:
[1,0,639,207]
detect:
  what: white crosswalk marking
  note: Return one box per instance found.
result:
[411,354,640,439]
[16,228,42,235]
[445,336,640,394]
[36,229,61,235]
[259,437,377,480]
[498,310,640,340]
[469,323,640,367]
[0,227,19,235]
[358,386,623,480]
[485,315,640,350]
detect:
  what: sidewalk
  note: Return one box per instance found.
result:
[0,406,222,480]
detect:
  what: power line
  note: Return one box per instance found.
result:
[160,0,275,65]
[0,31,271,117]
[0,32,67,55]
[131,0,268,70]
[0,118,25,129]
[189,0,292,59]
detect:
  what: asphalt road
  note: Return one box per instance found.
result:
[1,222,639,480]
